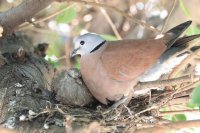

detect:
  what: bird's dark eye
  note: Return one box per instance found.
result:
[80,41,85,45]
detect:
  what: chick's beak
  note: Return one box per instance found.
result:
[70,47,80,58]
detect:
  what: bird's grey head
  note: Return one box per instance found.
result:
[71,33,106,57]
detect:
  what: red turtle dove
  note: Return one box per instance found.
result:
[71,21,199,105]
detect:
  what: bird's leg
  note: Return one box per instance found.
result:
[103,96,129,115]
[108,96,128,110]
[148,89,152,104]
[123,104,133,116]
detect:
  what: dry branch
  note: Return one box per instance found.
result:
[0,0,55,34]
[135,75,200,90]
[18,3,77,30]
[66,0,160,33]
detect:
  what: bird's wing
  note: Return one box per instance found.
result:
[100,39,166,81]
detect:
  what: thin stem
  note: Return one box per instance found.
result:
[19,3,77,30]
[161,0,177,33]
[95,0,122,40]
[67,0,160,33]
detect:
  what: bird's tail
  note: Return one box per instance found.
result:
[172,34,200,47]
[164,20,192,48]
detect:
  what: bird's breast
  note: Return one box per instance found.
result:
[80,53,135,104]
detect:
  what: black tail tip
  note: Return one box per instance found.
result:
[185,20,192,25]
[181,20,192,29]
[167,20,192,33]
[164,20,193,48]
[178,20,192,27]
[180,20,192,28]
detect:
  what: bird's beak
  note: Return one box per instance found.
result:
[70,47,80,58]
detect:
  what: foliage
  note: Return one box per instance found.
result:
[179,0,200,35]
[100,34,118,41]
[191,85,200,106]
[172,114,187,122]
[179,0,191,18]
[56,6,77,24]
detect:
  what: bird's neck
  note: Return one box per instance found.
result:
[90,41,106,53]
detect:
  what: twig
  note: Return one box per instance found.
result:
[151,80,199,109]
[159,109,200,116]
[169,54,194,78]
[135,75,200,90]
[67,0,159,33]
[95,0,122,40]
[21,27,57,34]
[55,105,68,115]
[150,81,197,109]
[165,97,189,107]
[134,120,200,133]
[18,3,77,30]
[29,109,56,120]
[169,48,200,78]
[160,0,177,33]
[135,106,158,117]
[172,80,200,97]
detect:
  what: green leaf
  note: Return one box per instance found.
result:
[75,58,80,69]
[163,115,173,121]
[191,84,200,105]
[186,102,196,108]
[44,55,61,68]
[186,102,199,109]
[47,43,61,57]
[160,107,169,112]
[56,7,77,24]
[172,114,187,122]
[100,34,118,41]
[48,60,61,68]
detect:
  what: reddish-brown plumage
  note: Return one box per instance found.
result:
[101,38,166,81]
[80,38,166,104]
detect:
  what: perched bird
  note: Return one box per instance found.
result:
[71,21,200,105]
